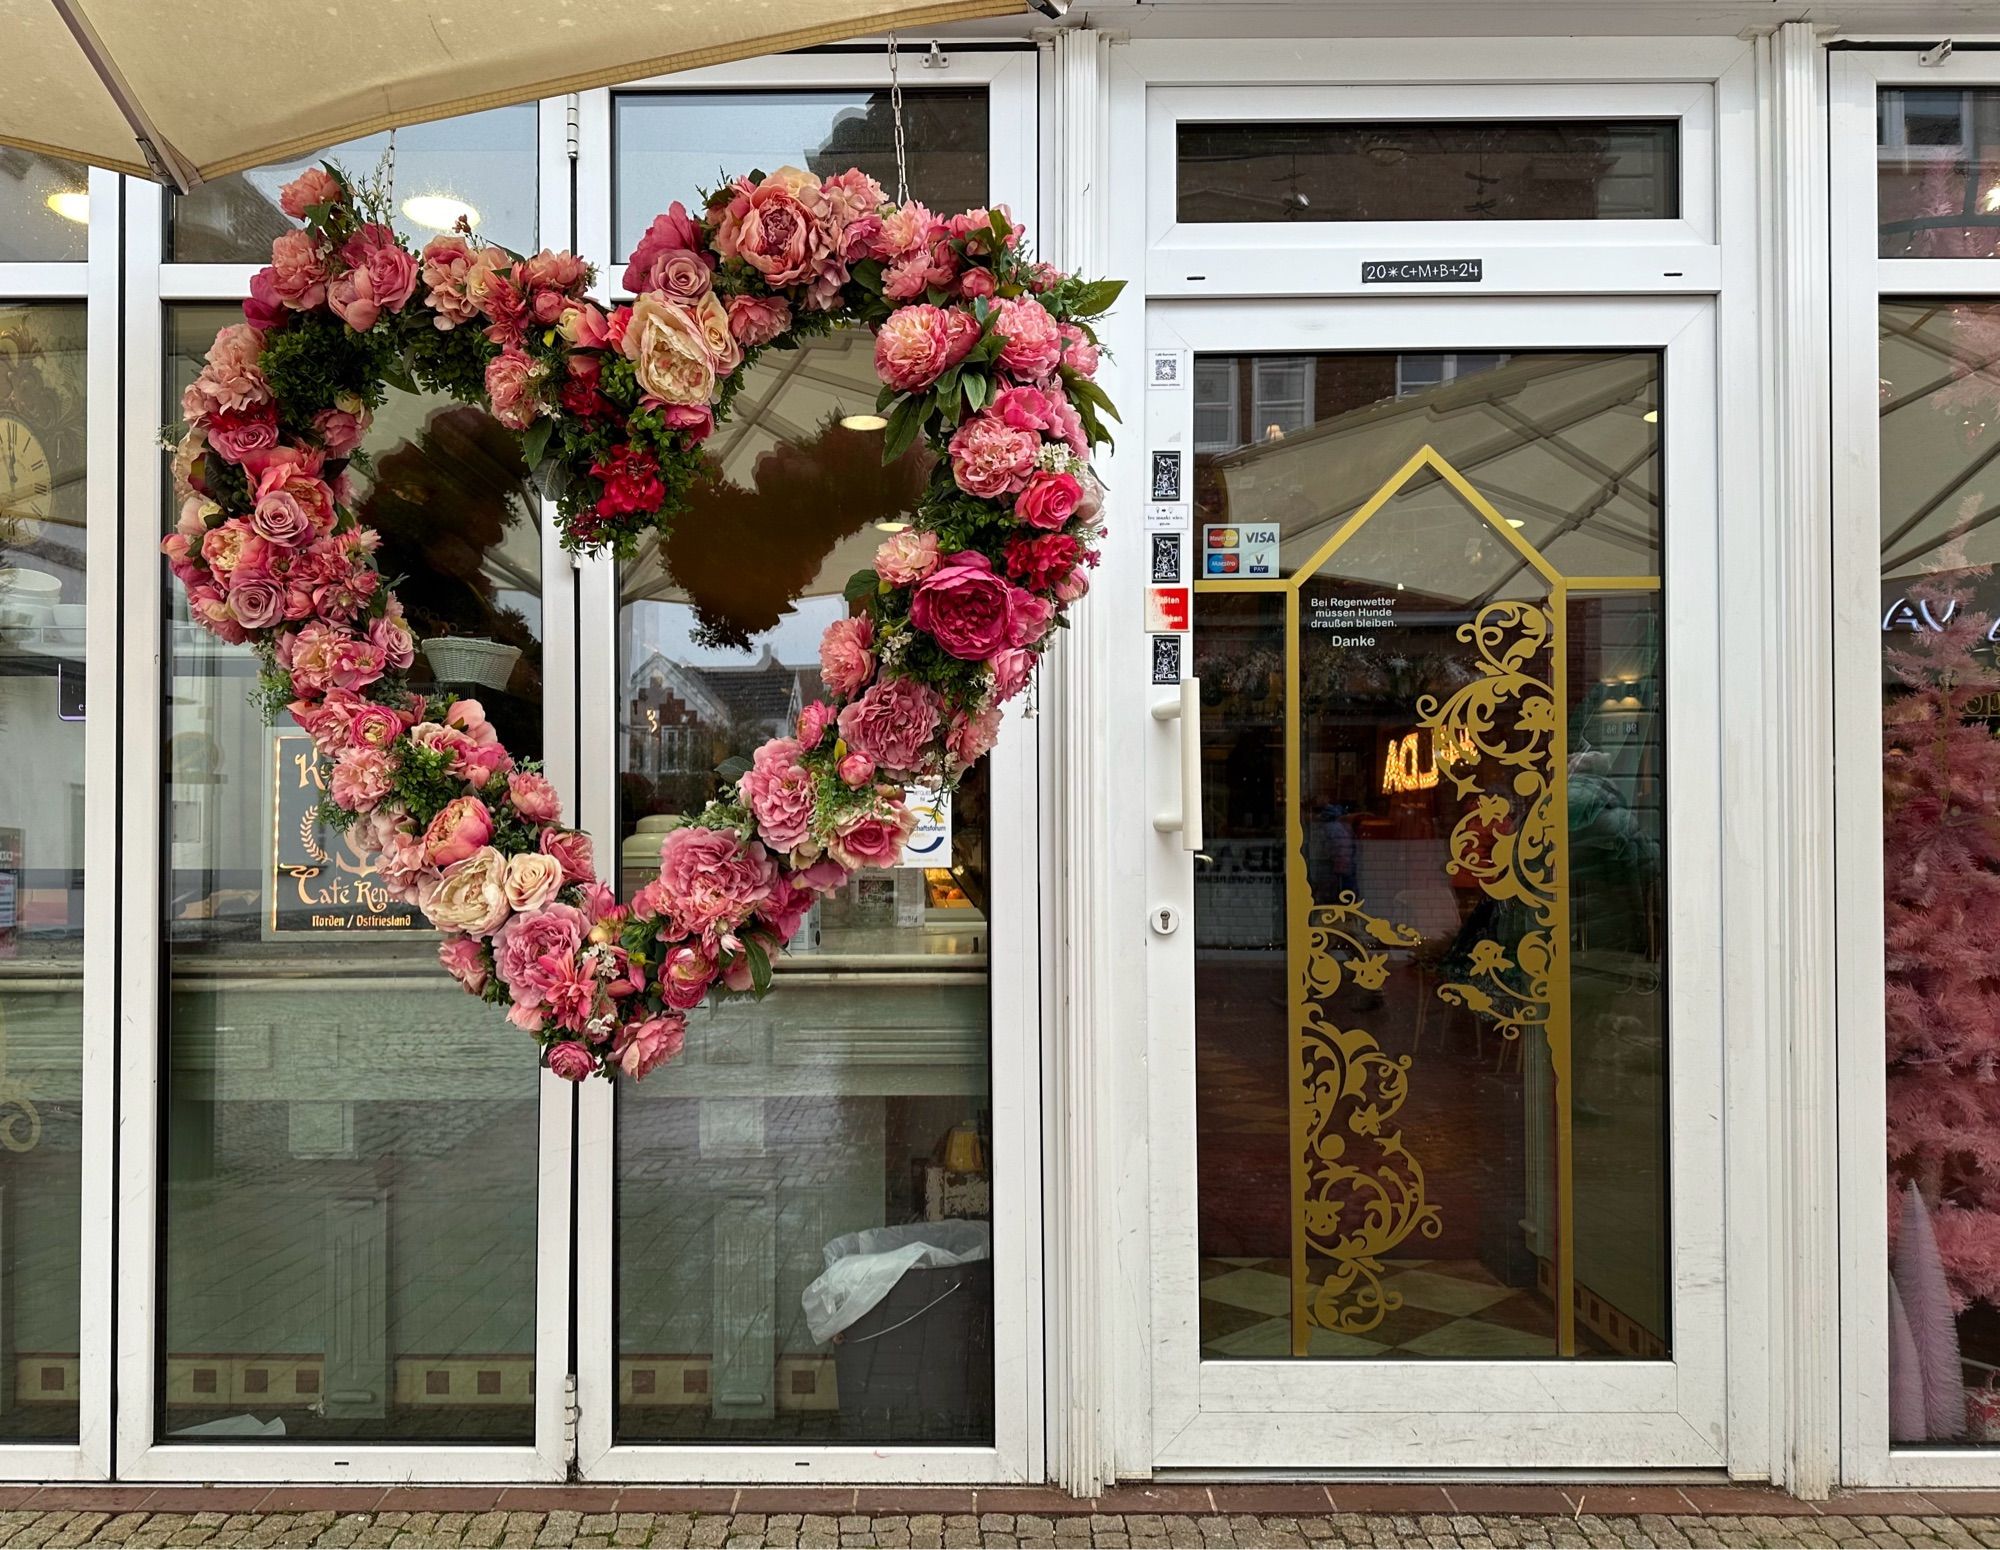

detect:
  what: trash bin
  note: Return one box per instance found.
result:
[802,1220,992,1437]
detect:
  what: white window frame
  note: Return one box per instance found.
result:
[0,164,120,1482]
[110,98,577,1483]
[1832,44,2000,1491]
[569,46,1046,1485]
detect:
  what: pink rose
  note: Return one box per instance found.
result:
[423,796,494,868]
[438,935,490,994]
[835,677,943,777]
[947,704,1004,772]
[909,550,1017,661]
[279,167,341,220]
[947,410,1039,499]
[829,805,916,871]
[725,293,792,348]
[508,771,564,824]
[336,225,419,324]
[250,459,334,547]
[540,826,596,884]
[493,902,588,1006]
[329,746,392,811]
[818,613,876,699]
[313,404,369,457]
[613,1014,686,1079]
[419,845,511,936]
[990,296,1062,381]
[874,528,940,586]
[485,346,545,431]
[1016,470,1083,530]
[657,826,776,941]
[660,943,716,1010]
[503,851,567,913]
[872,304,980,393]
[1009,588,1055,647]
[990,647,1035,703]
[838,752,875,786]
[226,577,285,632]
[652,249,714,303]
[368,608,416,670]
[797,700,835,749]
[547,1041,596,1082]
[738,737,818,853]
[267,229,329,310]
[712,168,831,290]
[623,202,711,294]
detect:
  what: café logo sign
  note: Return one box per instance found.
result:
[270,732,416,934]
[1882,594,2000,641]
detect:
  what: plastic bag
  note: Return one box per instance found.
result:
[801,1219,991,1343]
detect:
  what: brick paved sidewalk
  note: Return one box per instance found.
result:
[1,1486,1997,1549]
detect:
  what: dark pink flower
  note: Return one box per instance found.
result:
[909,550,1017,661]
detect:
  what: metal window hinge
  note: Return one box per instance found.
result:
[566,94,581,160]
[563,1372,580,1458]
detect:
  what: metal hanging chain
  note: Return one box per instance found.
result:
[887,32,910,206]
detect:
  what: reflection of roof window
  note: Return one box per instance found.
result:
[1193,358,1239,453]
[1251,358,1314,441]
[1879,88,1975,159]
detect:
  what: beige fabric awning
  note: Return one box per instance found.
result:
[2,0,1026,187]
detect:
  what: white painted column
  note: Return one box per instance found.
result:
[1758,18,1840,1499]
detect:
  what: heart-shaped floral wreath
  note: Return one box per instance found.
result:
[163,163,1122,1082]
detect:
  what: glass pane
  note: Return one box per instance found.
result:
[1191,351,1667,1361]
[613,89,988,265]
[614,330,993,1442]
[167,107,539,263]
[1176,121,1679,223]
[0,301,87,1438]
[1879,299,2000,1445]
[159,306,543,1441]
[0,153,90,261]
[1878,89,2000,258]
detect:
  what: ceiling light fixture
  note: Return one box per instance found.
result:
[401,194,480,232]
[45,190,88,224]
[1506,518,1526,528]
[840,413,889,431]
[1643,408,1659,423]
[875,520,910,533]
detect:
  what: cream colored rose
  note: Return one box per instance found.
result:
[622,293,716,407]
[419,845,510,936]
[502,850,566,913]
[692,291,742,375]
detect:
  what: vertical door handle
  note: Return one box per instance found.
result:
[1151,676,1203,852]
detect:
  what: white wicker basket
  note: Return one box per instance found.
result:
[421,635,521,692]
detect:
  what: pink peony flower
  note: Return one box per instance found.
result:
[423,796,494,868]
[660,943,716,1010]
[1016,469,1084,531]
[329,746,393,810]
[419,845,511,936]
[503,851,567,913]
[493,902,588,1006]
[485,346,545,430]
[547,1041,596,1082]
[657,826,776,941]
[829,804,916,871]
[838,751,875,786]
[613,1014,686,1079]
[438,935,490,994]
[186,325,268,420]
[947,704,1004,772]
[909,550,1017,661]
[711,167,831,291]
[947,409,1039,499]
[280,620,385,696]
[874,528,940,586]
[725,293,792,348]
[738,737,818,853]
[622,202,711,294]
[870,201,937,264]
[1009,588,1055,647]
[539,826,596,884]
[348,701,410,750]
[835,677,943,776]
[279,167,341,220]
[1059,322,1101,377]
[507,770,564,824]
[818,613,876,699]
[873,303,980,393]
[420,235,482,326]
[621,293,718,408]
[990,296,1062,381]
[445,699,499,745]
[268,229,329,310]
[797,700,835,750]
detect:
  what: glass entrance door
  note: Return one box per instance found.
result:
[1144,299,1725,1469]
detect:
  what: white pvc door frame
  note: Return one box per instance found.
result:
[110,100,579,1483]
[568,47,1047,1485]
[1831,42,2000,1491]
[1140,294,1727,1471]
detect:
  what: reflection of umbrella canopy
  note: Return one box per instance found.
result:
[4,0,1024,187]
[1206,354,1660,601]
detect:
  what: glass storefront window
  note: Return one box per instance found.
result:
[0,301,87,1438]
[613,89,988,264]
[159,304,543,1442]
[0,154,90,262]
[167,107,539,263]
[1191,352,1667,1361]
[1879,299,2000,1445]
[1878,89,2000,258]
[1176,121,1680,224]
[614,329,993,1443]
